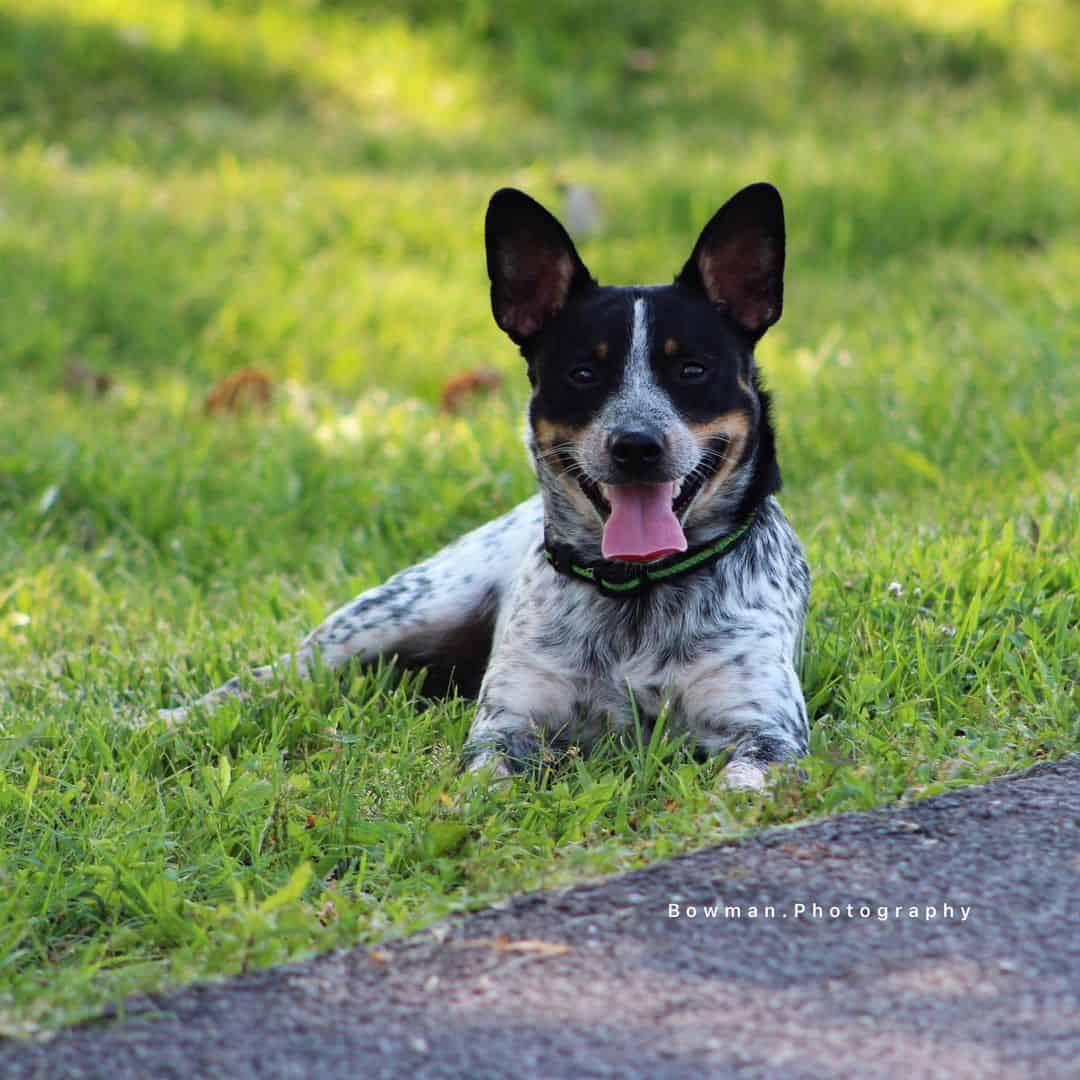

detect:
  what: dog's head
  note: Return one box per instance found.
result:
[486,184,784,562]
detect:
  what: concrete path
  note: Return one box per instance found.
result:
[3,755,1078,1079]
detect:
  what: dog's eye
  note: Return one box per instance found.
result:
[679,362,708,382]
[568,366,597,386]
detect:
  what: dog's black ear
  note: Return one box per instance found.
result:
[486,188,595,345]
[676,183,785,341]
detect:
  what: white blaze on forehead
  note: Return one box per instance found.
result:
[628,296,651,384]
[604,294,671,430]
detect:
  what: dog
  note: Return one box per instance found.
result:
[160,183,810,792]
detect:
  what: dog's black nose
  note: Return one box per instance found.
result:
[610,430,664,473]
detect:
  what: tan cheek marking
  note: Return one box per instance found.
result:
[689,410,752,489]
[533,417,587,454]
[689,410,751,447]
[532,417,601,517]
[664,337,679,357]
[593,342,608,361]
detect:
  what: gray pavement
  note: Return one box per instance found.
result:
[2,755,1078,1079]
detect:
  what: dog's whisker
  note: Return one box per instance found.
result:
[535,442,581,465]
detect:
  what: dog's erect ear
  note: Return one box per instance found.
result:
[676,183,785,341]
[486,188,595,345]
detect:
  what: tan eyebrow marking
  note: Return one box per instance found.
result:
[664,337,679,357]
[593,342,609,360]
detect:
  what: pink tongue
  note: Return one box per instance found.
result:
[601,482,688,562]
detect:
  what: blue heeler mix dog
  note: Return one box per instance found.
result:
[162,183,810,792]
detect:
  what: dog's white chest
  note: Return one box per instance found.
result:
[567,655,683,744]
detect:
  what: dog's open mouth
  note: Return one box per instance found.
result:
[557,436,730,564]
[576,471,713,563]
[577,467,711,523]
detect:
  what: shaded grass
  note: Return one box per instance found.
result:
[1,0,1078,1037]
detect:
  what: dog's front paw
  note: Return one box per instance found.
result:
[464,749,513,781]
[719,760,769,792]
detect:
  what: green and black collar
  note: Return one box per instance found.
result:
[544,509,758,597]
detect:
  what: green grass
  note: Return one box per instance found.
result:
[1,0,1078,1037]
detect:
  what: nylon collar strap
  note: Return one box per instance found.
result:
[544,509,757,597]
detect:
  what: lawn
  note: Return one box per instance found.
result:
[1,0,1077,1036]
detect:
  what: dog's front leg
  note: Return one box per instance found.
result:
[460,705,542,778]
[461,655,581,777]
[682,654,809,792]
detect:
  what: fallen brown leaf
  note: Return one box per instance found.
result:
[205,367,274,415]
[439,366,503,414]
[495,936,571,956]
[453,936,572,956]
[776,841,834,861]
